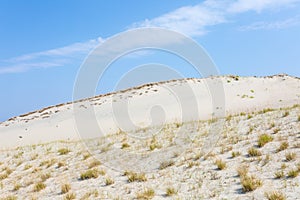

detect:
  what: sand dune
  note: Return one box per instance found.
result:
[0,74,299,149]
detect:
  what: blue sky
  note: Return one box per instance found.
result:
[1,0,300,121]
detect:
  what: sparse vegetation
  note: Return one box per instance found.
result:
[159,160,174,170]
[274,171,284,179]
[121,142,130,149]
[248,147,262,157]
[258,134,273,147]
[58,148,70,155]
[105,177,114,185]
[215,159,226,170]
[232,151,241,158]
[88,160,101,169]
[126,171,147,182]
[80,169,99,180]
[265,191,286,200]
[63,193,76,200]
[285,152,296,161]
[136,188,155,199]
[33,182,46,192]
[287,169,299,178]
[61,183,71,194]
[237,165,249,178]
[166,187,177,196]
[277,141,289,152]
[240,174,262,192]
[282,111,289,117]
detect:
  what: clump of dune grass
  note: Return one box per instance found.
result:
[61,183,71,194]
[258,134,273,147]
[126,171,147,182]
[80,169,99,180]
[105,177,114,185]
[287,169,299,178]
[58,148,70,155]
[33,182,46,192]
[276,142,289,152]
[282,111,289,117]
[166,187,177,196]
[2,195,17,200]
[63,193,76,200]
[231,151,241,158]
[285,152,296,161]
[215,159,226,170]
[237,165,249,178]
[265,191,286,200]
[121,142,130,149]
[136,188,155,199]
[13,183,21,191]
[88,160,101,169]
[248,147,262,157]
[159,160,174,170]
[240,174,262,192]
[274,171,284,179]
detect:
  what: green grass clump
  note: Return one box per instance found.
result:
[258,134,273,147]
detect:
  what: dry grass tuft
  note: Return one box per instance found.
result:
[80,169,99,180]
[248,147,262,157]
[136,188,155,199]
[276,142,289,152]
[240,174,263,192]
[61,183,71,194]
[215,159,226,170]
[285,152,296,161]
[33,182,46,192]
[126,171,147,182]
[265,191,286,200]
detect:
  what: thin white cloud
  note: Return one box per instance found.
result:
[0,37,104,74]
[239,16,300,31]
[130,2,226,37]
[228,0,300,13]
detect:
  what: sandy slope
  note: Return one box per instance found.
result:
[0,74,299,148]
